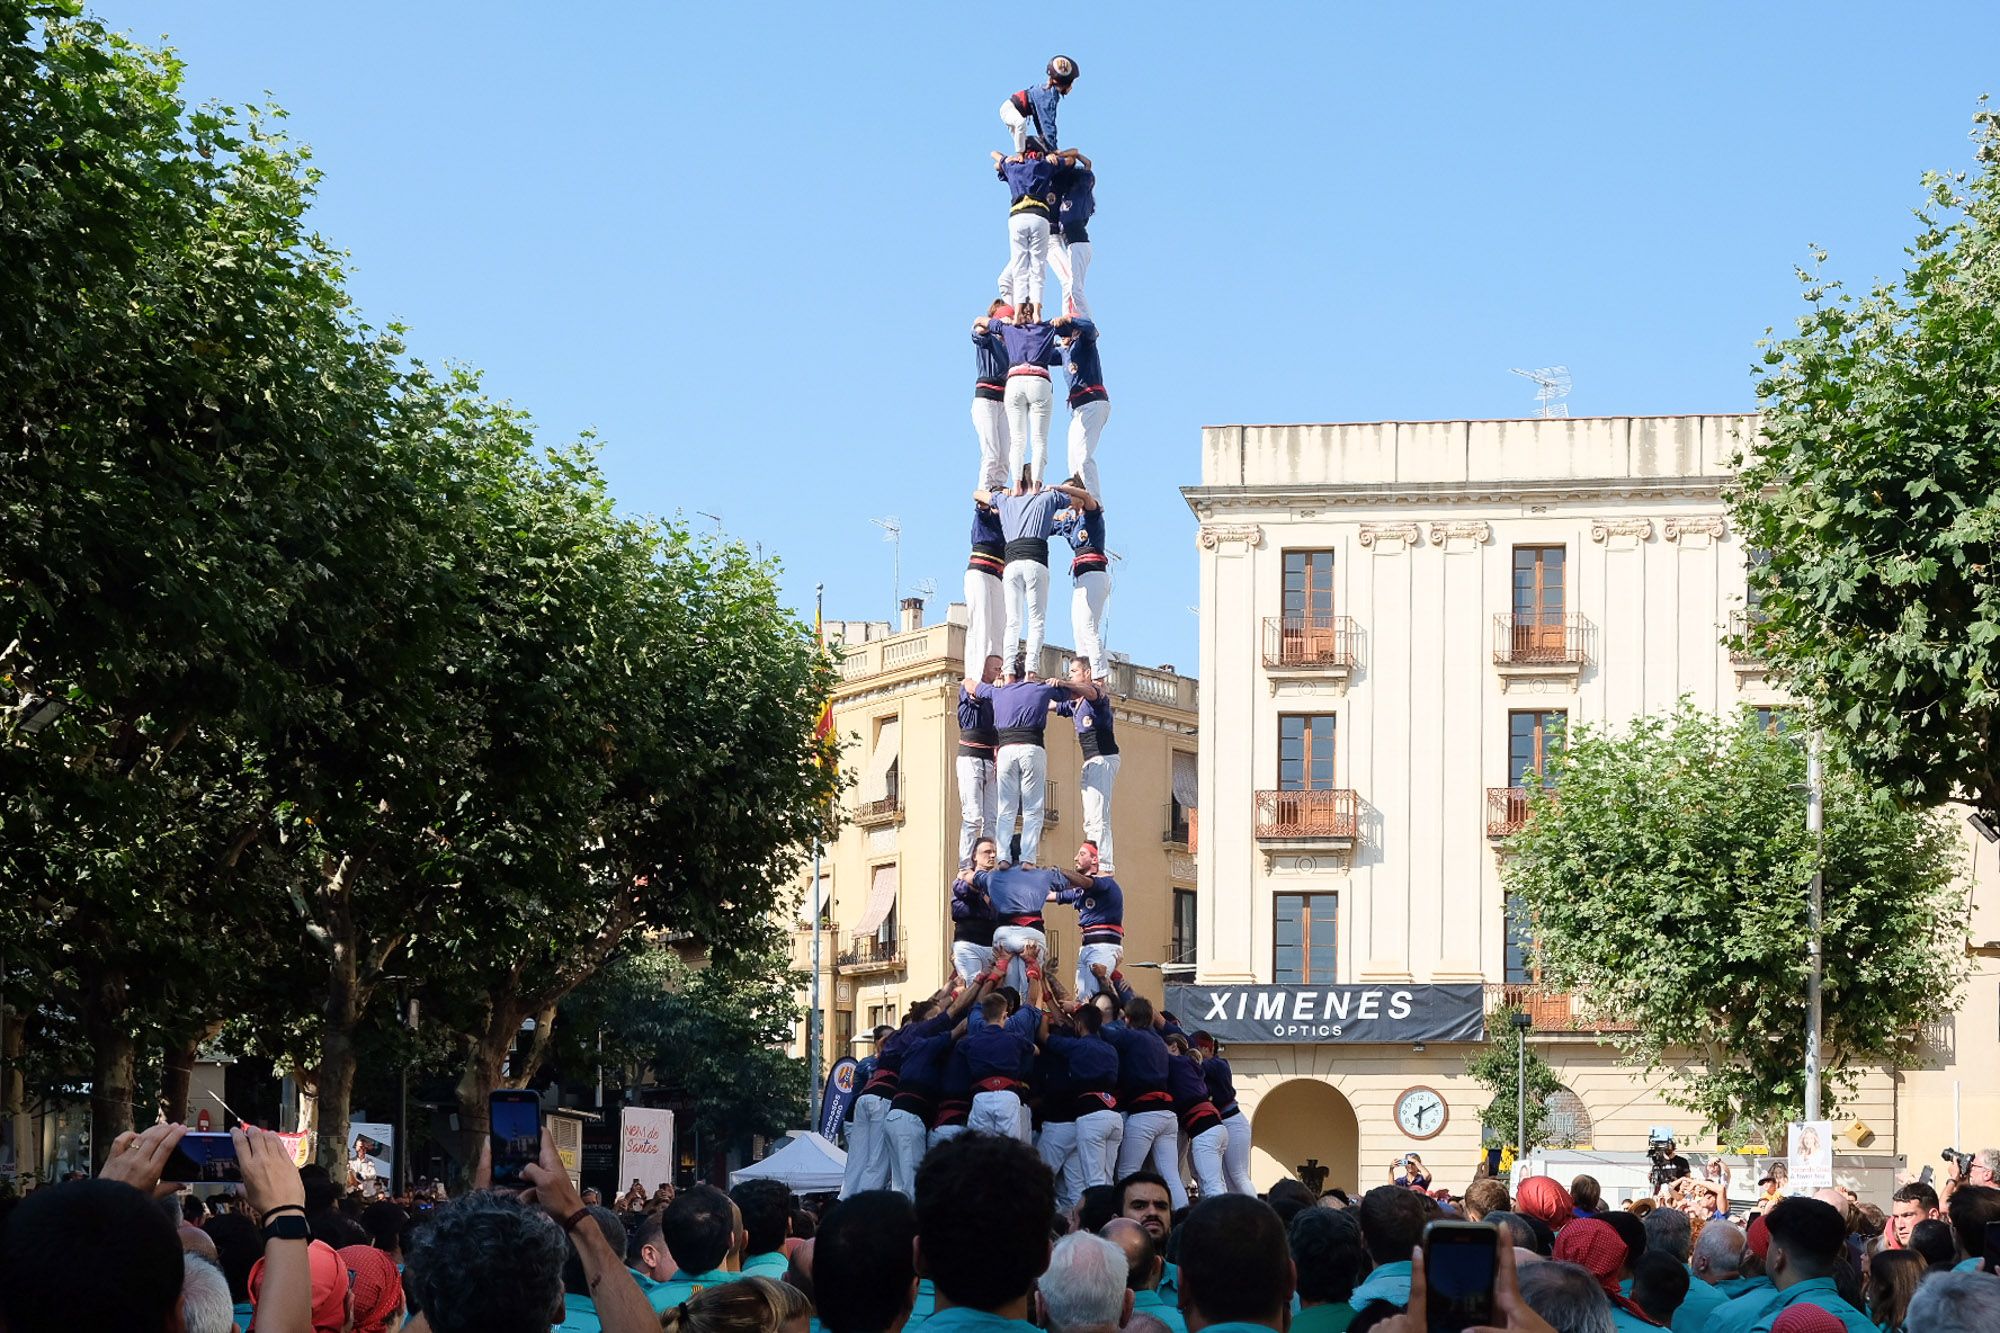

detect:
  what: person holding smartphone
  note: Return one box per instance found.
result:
[1391,1153,1433,1191]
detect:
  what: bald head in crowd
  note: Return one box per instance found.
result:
[1100,1218,1163,1292]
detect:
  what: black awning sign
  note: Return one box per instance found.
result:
[1165,983,1487,1045]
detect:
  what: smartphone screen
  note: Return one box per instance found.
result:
[1425,1220,1499,1332]
[163,1131,242,1183]
[489,1090,542,1188]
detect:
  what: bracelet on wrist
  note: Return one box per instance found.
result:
[260,1204,305,1219]
[560,1206,591,1234]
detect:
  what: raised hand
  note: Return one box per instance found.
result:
[100,1122,189,1199]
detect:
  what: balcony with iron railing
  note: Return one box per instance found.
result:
[1486,786,1556,838]
[1253,789,1360,845]
[1484,983,1635,1033]
[838,932,906,975]
[1492,612,1592,666]
[1262,615,1359,670]
[852,774,903,829]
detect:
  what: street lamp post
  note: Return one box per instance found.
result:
[1804,734,1825,1122]
[1512,1010,1534,1165]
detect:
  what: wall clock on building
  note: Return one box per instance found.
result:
[1394,1086,1448,1140]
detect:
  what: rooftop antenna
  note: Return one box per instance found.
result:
[911,577,938,607]
[1509,366,1572,418]
[869,516,902,617]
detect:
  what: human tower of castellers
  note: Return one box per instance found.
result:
[838,56,1255,1213]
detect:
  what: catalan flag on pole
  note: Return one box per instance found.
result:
[814,585,833,762]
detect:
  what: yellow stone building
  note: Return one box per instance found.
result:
[789,601,1199,1075]
[1182,413,2000,1193]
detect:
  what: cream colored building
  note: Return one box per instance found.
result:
[1182,413,2000,1194]
[789,600,1200,1078]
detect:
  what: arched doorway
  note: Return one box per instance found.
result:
[1543,1086,1593,1149]
[1250,1079,1360,1194]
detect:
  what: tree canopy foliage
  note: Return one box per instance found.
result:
[0,0,836,1169]
[1733,104,2000,821]
[1500,703,1967,1136]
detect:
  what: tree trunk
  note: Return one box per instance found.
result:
[83,962,136,1168]
[316,945,360,1174]
[453,1000,514,1187]
[159,1035,200,1124]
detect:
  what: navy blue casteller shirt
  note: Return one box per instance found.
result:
[1101,1021,1171,1104]
[977,679,1069,746]
[889,1030,957,1122]
[995,321,1062,373]
[972,323,1009,398]
[1056,692,1118,758]
[1011,84,1064,150]
[1053,875,1123,942]
[958,684,999,753]
[951,874,996,946]
[1054,506,1108,581]
[998,154,1058,214]
[975,865,1066,924]
[1034,1044,1074,1125]
[1052,162,1095,242]
[1045,1030,1120,1112]
[1203,1055,1240,1116]
[1056,319,1108,406]
[962,1003,1041,1082]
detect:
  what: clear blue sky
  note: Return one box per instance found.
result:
[100,3,1995,672]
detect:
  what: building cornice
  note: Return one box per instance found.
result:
[1182,475,1728,517]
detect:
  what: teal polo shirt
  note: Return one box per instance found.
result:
[556,1291,603,1332]
[911,1307,1041,1333]
[1743,1279,1873,1333]
[907,1278,937,1326]
[1673,1275,1729,1333]
[1702,1282,1781,1333]
[1133,1288,1189,1333]
[1157,1262,1181,1308]
[653,1268,744,1310]
[1193,1323,1284,1333]
[1346,1260,1412,1312]
[742,1250,791,1280]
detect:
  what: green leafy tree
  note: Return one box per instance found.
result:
[557,938,808,1146]
[1464,1009,1566,1151]
[1733,104,2000,821]
[1501,702,1967,1136]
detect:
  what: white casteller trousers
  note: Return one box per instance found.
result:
[1000,213,1049,312]
[964,568,1005,677]
[972,396,1011,492]
[1070,568,1112,680]
[994,744,1048,867]
[928,1123,966,1151]
[1001,557,1050,675]
[1047,237,1093,320]
[1000,98,1030,154]
[882,1107,929,1198]
[1004,375,1053,484]
[1116,1108,1187,1209]
[1078,751,1120,873]
[1038,1121,1085,1210]
[1076,1108,1124,1189]
[1075,942,1123,1000]
[990,923,1047,995]
[970,1089,1029,1143]
[1066,399,1110,499]
[1221,1112,1255,1194]
[841,1095,892,1198]
[1187,1123,1229,1200]
[955,754,997,869]
[951,939,991,986]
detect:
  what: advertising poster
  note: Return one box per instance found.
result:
[1787,1121,1834,1191]
[349,1121,395,1196]
[819,1058,859,1142]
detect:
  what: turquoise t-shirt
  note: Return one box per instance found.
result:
[555,1291,603,1332]
[652,1268,744,1311]
[742,1250,791,1281]
[1133,1288,1190,1333]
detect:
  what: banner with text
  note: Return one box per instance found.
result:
[618,1108,676,1194]
[1165,984,1487,1045]
[818,1058,859,1143]
[349,1121,395,1195]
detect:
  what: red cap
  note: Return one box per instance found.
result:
[251,1239,350,1333]
[1746,1215,1772,1260]
[339,1244,405,1333]
[1773,1307,1847,1333]
[993,304,1015,320]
